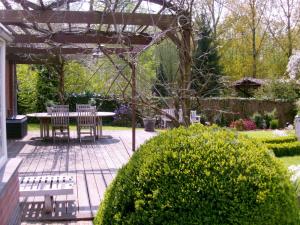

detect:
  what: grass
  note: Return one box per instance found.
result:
[279,156,300,167]
[28,122,140,132]
[240,129,295,139]
[239,129,299,167]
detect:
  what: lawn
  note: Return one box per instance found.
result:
[278,156,300,167]
[239,129,299,167]
[28,122,140,132]
[240,129,295,139]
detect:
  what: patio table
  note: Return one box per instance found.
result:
[26,112,115,139]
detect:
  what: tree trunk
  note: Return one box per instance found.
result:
[251,0,257,78]
[178,13,192,126]
[252,27,257,78]
[287,0,292,57]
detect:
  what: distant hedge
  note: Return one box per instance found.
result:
[259,136,297,144]
[267,142,300,157]
[94,125,299,225]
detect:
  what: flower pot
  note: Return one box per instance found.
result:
[143,118,156,132]
[295,115,300,141]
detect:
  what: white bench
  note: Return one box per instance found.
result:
[19,175,74,213]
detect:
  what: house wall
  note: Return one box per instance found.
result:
[0,159,22,225]
[0,35,21,225]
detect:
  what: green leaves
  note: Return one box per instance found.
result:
[94,124,299,225]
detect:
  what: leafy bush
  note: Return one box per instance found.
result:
[251,112,264,129]
[242,119,257,130]
[95,125,299,225]
[258,136,297,144]
[229,119,244,130]
[264,109,277,129]
[230,119,256,131]
[112,104,136,127]
[267,142,300,157]
[270,119,279,129]
[255,79,300,101]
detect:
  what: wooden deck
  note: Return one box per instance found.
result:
[8,129,156,223]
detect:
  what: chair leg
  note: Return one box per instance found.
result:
[79,128,81,143]
[93,127,96,142]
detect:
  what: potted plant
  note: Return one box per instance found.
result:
[45,100,55,114]
[141,103,157,132]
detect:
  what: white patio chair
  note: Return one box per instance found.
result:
[76,105,96,142]
[51,105,70,143]
[190,110,200,123]
[161,109,175,128]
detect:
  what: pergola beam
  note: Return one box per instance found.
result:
[0,10,176,27]
[6,46,136,55]
[12,33,152,45]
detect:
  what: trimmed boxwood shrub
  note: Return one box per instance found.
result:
[94,125,299,225]
[267,142,300,157]
[258,136,297,144]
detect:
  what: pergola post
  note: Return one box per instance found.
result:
[130,58,137,152]
[5,60,17,118]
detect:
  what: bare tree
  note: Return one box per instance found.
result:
[226,0,270,77]
[265,0,300,58]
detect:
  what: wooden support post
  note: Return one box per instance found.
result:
[11,61,17,118]
[131,59,137,152]
[5,60,16,118]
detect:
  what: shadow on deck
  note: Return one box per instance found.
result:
[8,130,156,222]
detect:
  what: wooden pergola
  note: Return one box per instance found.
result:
[0,0,193,151]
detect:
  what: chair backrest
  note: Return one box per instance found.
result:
[51,105,69,127]
[190,110,197,120]
[77,106,96,126]
[76,104,92,111]
[162,108,175,118]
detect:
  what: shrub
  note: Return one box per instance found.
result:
[229,119,244,130]
[94,125,299,225]
[230,119,256,131]
[270,119,279,129]
[242,119,257,130]
[112,104,133,127]
[258,136,297,144]
[267,142,300,157]
[264,109,277,129]
[251,112,264,129]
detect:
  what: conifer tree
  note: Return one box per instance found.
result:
[192,14,223,97]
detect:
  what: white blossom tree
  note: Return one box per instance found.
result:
[286,51,300,79]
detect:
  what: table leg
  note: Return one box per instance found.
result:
[99,117,103,137]
[97,117,112,139]
[40,119,44,138]
[46,118,50,138]
[44,195,53,213]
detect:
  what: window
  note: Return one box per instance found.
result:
[0,38,7,169]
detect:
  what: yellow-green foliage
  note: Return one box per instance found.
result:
[95,125,299,225]
[267,142,300,157]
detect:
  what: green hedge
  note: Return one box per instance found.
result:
[258,136,297,144]
[267,142,300,157]
[94,125,299,225]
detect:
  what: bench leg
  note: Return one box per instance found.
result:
[44,195,53,213]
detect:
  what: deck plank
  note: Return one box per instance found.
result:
[8,129,157,222]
